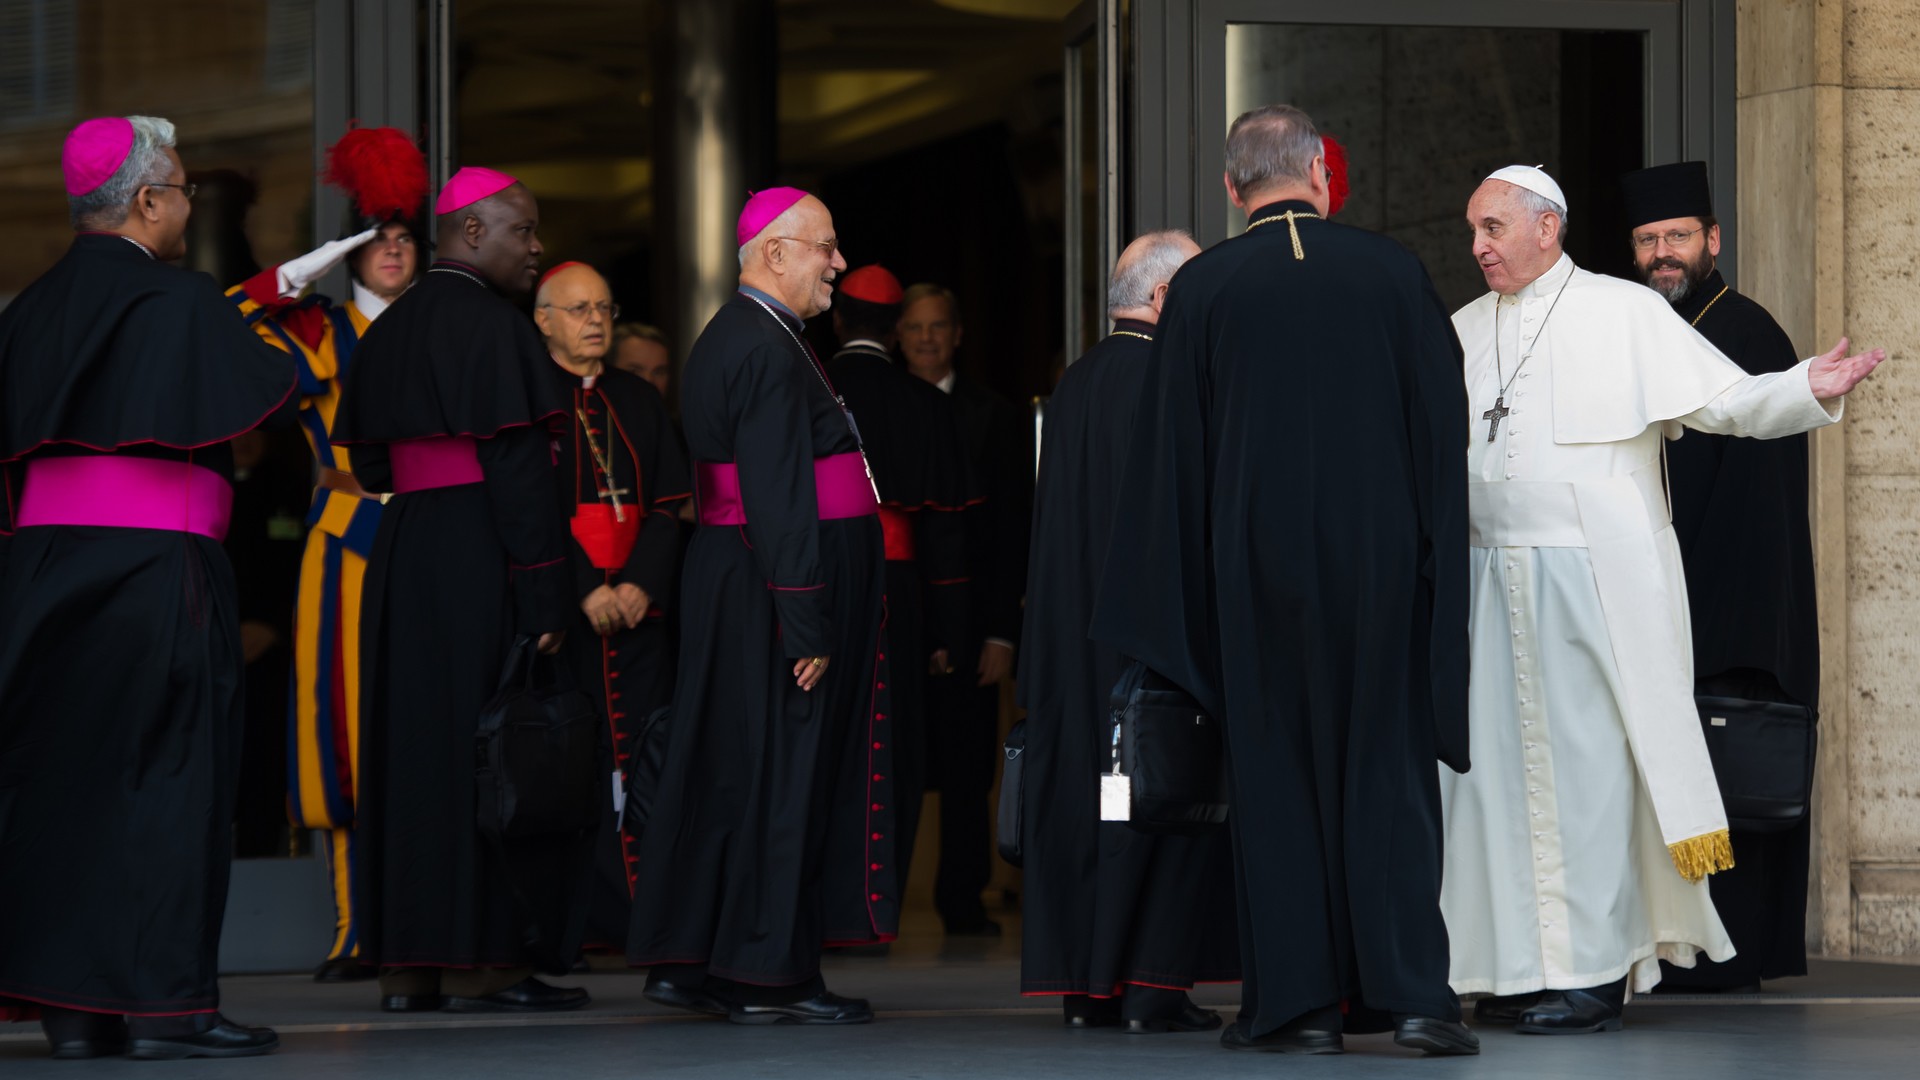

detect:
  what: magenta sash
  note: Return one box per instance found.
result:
[390,436,484,494]
[16,456,234,541]
[695,452,878,527]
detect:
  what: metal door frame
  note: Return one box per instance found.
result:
[1129,0,1738,277]
[1064,0,1123,363]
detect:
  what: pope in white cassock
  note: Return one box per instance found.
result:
[1440,165,1885,1036]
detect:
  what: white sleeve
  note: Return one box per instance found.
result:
[1679,356,1841,439]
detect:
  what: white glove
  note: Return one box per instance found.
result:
[276,227,380,299]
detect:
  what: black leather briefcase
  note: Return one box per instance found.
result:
[621,705,674,839]
[475,638,603,840]
[1695,694,1817,834]
[996,720,1027,867]
[1109,661,1229,834]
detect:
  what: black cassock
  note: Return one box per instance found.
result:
[1089,202,1470,1037]
[332,262,582,971]
[1658,268,1817,988]
[0,234,296,1017]
[548,364,690,951]
[827,340,973,885]
[927,370,1032,928]
[628,292,896,987]
[1018,320,1240,998]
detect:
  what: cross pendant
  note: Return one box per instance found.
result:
[1482,396,1511,443]
[597,485,633,522]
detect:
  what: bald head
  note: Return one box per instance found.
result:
[736,194,848,321]
[533,262,615,370]
[1107,229,1200,324]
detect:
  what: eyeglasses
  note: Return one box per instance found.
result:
[147,182,197,200]
[1631,227,1703,250]
[541,300,620,320]
[775,236,839,255]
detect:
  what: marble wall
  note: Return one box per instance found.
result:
[1739,0,1920,958]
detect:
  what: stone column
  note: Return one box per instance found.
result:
[652,0,777,363]
[1739,0,1920,960]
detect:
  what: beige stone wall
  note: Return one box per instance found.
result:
[1740,0,1920,958]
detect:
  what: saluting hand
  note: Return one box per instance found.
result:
[1808,336,1888,401]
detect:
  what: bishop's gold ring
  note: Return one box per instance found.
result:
[809,656,825,668]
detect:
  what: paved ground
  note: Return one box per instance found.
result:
[6,915,1919,1079]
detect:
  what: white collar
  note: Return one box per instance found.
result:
[351,279,392,321]
[842,338,891,354]
[936,371,955,394]
[1515,252,1575,301]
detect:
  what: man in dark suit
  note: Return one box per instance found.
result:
[898,283,1033,935]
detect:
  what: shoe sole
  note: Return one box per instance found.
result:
[727,1010,873,1026]
[1125,1017,1223,1035]
[1515,1017,1624,1035]
[1222,1037,1344,1055]
[126,1039,280,1060]
[49,1044,126,1060]
[441,997,590,1014]
[1395,1031,1482,1056]
[643,989,730,1018]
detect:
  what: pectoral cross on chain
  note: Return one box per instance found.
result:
[1482,396,1511,443]
[597,483,633,522]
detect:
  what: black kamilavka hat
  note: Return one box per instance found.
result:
[1620,161,1714,227]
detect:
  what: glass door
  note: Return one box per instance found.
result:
[1128,0,1734,309]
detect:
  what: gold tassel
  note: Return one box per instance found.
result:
[1285,212,1305,261]
[1668,829,1735,884]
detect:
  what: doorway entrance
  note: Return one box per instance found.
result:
[1116,0,1735,310]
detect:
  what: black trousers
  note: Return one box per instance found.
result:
[924,671,1000,927]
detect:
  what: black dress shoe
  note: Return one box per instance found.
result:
[442,976,590,1013]
[644,975,731,1017]
[1126,1003,1223,1034]
[48,1036,126,1061]
[42,1011,128,1060]
[1062,995,1121,1028]
[1515,977,1627,1035]
[1473,991,1546,1025]
[380,994,445,1013]
[126,1018,279,1060]
[1394,1016,1481,1055]
[729,990,873,1026]
[314,957,377,983]
[1219,1016,1343,1055]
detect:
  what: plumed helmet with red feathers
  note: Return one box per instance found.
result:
[1323,135,1350,217]
[322,124,428,233]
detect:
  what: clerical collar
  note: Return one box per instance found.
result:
[1514,253,1575,301]
[1246,199,1317,223]
[351,279,393,321]
[77,231,155,259]
[429,260,491,290]
[842,338,890,355]
[548,351,603,386]
[739,284,800,323]
[1110,318,1155,341]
